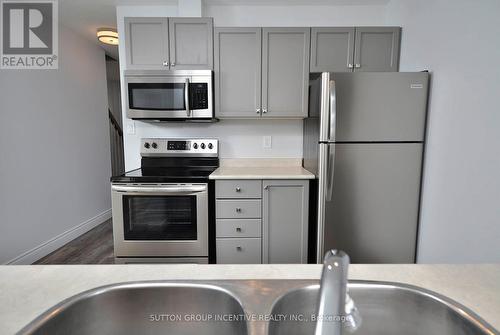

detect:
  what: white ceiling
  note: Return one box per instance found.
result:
[59,0,175,59]
[59,0,391,59]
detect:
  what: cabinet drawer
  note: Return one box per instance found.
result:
[216,199,261,219]
[216,238,261,264]
[216,219,261,238]
[216,180,262,198]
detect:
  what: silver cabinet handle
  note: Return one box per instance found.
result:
[171,62,175,67]
[236,208,242,213]
[348,63,353,69]
[355,63,361,68]
[236,227,242,232]
[236,246,242,251]
[256,109,261,114]
[163,61,169,66]
[264,185,269,190]
[262,109,267,114]
[235,187,241,192]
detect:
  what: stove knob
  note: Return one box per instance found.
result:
[208,143,213,149]
[193,143,198,149]
[200,143,206,149]
[151,142,158,149]
[144,142,150,149]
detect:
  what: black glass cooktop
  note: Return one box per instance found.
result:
[111,157,219,183]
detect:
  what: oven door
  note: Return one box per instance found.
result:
[111,183,208,258]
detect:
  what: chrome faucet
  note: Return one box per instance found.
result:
[315,250,361,335]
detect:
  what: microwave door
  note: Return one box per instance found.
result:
[126,76,191,119]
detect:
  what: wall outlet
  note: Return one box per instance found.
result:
[126,121,135,135]
[263,136,272,149]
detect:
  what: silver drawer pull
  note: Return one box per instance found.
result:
[236,246,242,251]
[235,208,242,213]
[235,187,241,192]
[236,227,242,232]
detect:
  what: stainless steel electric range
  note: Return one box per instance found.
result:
[110,138,218,264]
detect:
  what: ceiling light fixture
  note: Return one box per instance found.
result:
[97,28,118,45]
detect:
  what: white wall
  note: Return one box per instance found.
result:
[386,0,500,263]
[118,3,387,170]
[0,25,111,264]
[205,4,387,26]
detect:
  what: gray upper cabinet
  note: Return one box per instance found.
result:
[215,28,262,118]
[262,28,310,118]
[124,17,169,70]
[353,27,401,72]
[262,180,309,264]
[168,17,213,70]
[310,27,355,72]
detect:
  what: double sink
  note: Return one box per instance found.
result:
[18,279,497,335]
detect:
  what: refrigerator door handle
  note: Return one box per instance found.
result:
[329,80,337,142]
[319,73,331,141]
[326,144,336,202]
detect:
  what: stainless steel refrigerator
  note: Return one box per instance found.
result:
[304,72,429,263]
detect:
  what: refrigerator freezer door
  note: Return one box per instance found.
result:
[332,72,429,142]
[321,143,423,263]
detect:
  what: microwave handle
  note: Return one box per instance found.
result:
[185,78,191,118]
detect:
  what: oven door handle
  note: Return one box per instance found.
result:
[111,185,207,194]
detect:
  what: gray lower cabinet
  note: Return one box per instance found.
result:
[124,17,213,70]
[262,28,310,118]
[169,17,213,70]
[124,17,169,70]
[310,27,355,72]
[262,180,309,264]
[354,27,401,72]
[215,179,309,264]
[215,28,262,118]
[216,238,262,264]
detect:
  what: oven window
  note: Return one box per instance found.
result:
[123,195,197,240]
[128,83,186,110]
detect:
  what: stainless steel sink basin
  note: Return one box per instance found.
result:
[269,281,498,335]
[18,280,498,335]
[18,282,247,335]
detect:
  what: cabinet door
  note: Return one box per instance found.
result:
[124,18,169,70]
[310,27,355,72]
[353,27,401,72]
[168,17,213,70]
[262,180,309,264]
[215,28,262,118]
[262,28,310,118]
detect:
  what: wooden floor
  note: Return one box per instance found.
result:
[35,219,115,264]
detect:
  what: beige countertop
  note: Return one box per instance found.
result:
[209,166,315,180]
[1,264,499,334]
[208,158,315,180]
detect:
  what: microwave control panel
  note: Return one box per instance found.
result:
[189,83,208,110]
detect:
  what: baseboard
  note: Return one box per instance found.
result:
[6,209,112,265]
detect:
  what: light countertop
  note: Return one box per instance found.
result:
[209,166,315,180]
[1,264,499,334]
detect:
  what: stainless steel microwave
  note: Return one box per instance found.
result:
[124,70,213,121]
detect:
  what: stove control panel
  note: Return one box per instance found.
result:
[141,138,218,157]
